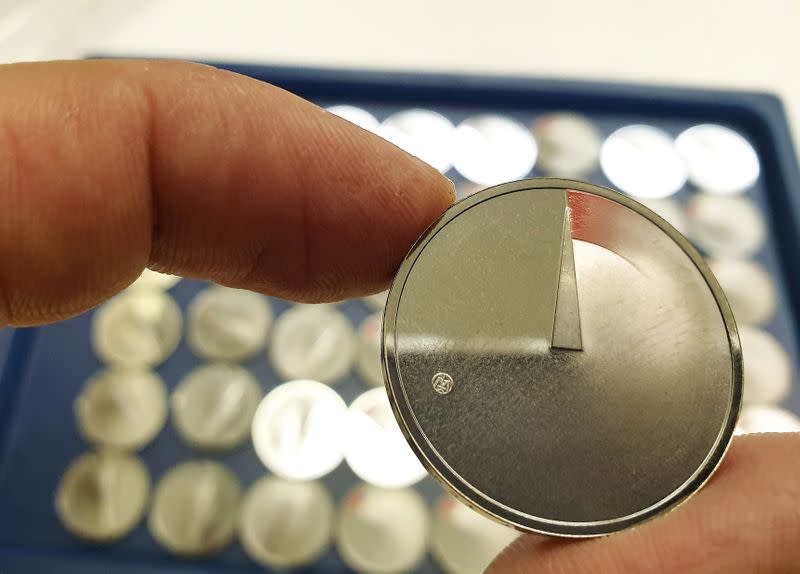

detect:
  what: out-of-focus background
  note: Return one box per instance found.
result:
[1,0,798,153]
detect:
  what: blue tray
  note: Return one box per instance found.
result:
[1,63,799,573]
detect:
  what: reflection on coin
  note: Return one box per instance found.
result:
[736,405,800,435]
[172,363,262,450]
[362,291,388,312]
[532,112,600,178]
[187,286,272,361]
[270,305,356,384]
[431,494,518,574]
[75,370,167,450]
[327,105,381,134]
[637,198,689,237]
[686,194,766,257]
[356,313,383,387]
[600,124,687,199]
[344,388,427,488]
[92,290,182,369]
[252,380,348,480]
[452,115,537,186]
[382,109,455,173]
[338,484,429,574]
[739,326,791,405]
[676,124,760,195]
[56,451,150,542]
[129,269,181,291]
[239,477,334,568]
[149,461,241,556]
[707,258,777,325]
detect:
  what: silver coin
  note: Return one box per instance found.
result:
[736,405,800,435]
[171,363,262,450]
[92,290,182,369]
[355,312,383,387]
[362,291,388,312]
[637,197,689,237]
[532,112,601,178]
[239,476,334,568]
[269,304,356,384]
[75,369,167,450]
[344,388,427,488]
[687,193,766,257]
[381,109,455,173]
[149,461,241,556]
[739,326,791,405]
[600,124,687,199]
[129,269,181,291]
[431,494,518,574]
[337,484,429,574]
[327,105,381,134]
[55,451,150,542]
[676,124,760,195]
[707,258,777,325]
[187,286,272,361]
[252,379,348,480]
[452,115,538,186]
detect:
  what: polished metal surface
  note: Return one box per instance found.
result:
[383,179,741,537]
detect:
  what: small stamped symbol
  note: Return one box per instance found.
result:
[431,372,454,395]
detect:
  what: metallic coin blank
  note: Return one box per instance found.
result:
[687,193,766,257]
[676,124,760,195]
[171,363,262,450]
[92,290,182,369]
[638,198,689,237]
[252,380,348,480]
[736,405,800,435]
[600,124,687,199]
[55,451,150,542]
[707,258,777,325]
[129,269,181,291]
[739,326,791,405]
[356,313,384,387]
[269,305,356,384]
[452,115,538,186]
[239,477,334,568]
[337,485,429,574]
[187,286,272,361]
[149,461,241,556]
[532,112,601,178]
[344,388,427,488]
[431,494,519,574]
[327,105,381,134]
[362,291,388,312]
[383,179,741,536]
[382,109,455,173]
[75,370,167,451]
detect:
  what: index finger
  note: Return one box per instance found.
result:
[0,59,453,326]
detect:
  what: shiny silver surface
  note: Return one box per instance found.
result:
[708,258,777,326]
[381,109,455,173]
[383,179,741,536]
[739,326,791,405]
[687,193,766,257]
[533,112,601,178]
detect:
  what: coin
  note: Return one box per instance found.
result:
[149,461,241,556]
[452,115,538,186]
[129,269,181,291]
[269,304,356,384]
[600,124,687,198]
[327,105,381,134]
[739,326,791,405]
[675,124,760,194]
[344,388,427,488]
[75,369,167,450]
[532,112,600,178]
[707,258,777,325]
[239,477,334,568]
[171,363,262,450]
[431,494,518,574]
[92,290,182,369]
[251,379,348,480]
[187,286,272,361]
[687,193,766,257]
[55,451,150,542]
[382,109,455,173]
[337,484,429,574]
[355,312,383,387]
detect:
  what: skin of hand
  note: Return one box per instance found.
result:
[1,60,798,573]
